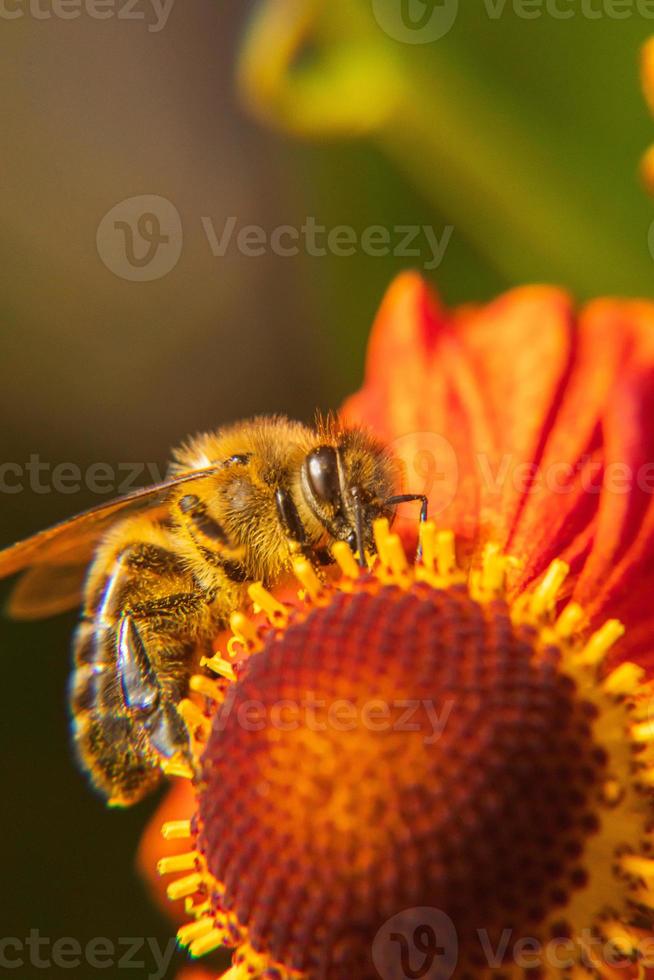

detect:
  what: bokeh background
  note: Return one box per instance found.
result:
[1,1,654,976]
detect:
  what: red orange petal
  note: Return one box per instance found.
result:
[455,285,574,547]
[341,272,484,543]
[136,778,196,923]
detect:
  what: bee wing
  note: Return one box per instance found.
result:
[0,465,221,620]
[7,562,96,620]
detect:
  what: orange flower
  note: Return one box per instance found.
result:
[344,273,654,670]
[142,273,654,980]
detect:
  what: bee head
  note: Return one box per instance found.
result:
[300,427,397,563]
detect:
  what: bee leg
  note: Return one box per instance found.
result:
[117,615,190,768]
[71,528,218,806]
[384,494,429,559]
[384,493,429,523]
[275,487,333,567]
[274,487,307,550]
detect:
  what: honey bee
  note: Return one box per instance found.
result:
[0,415,426,807]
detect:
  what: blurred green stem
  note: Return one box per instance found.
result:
[239,0,653,296]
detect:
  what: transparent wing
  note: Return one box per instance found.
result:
[0,465,221,619]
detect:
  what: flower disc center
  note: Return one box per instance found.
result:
[198,581,606,978]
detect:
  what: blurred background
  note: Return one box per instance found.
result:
[1,0,654,975]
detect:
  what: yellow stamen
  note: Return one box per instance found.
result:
[385,533,409,583]
[529,559,569,618]
[161,819,191,841]
[372,517,392,567]
[177,699,210,742]
[157,852,198,876]
[229,611,261,652]
[331,540,360,579]
[291,557,325,603]
[555,601,586,639]
[166,872,206,901]
[631,719,654,743]
[161,758,193,780]
[177,916,216,947]
[602,918,640,954]
[435,529,457,578]
[184,897,211,916]
[418,519,437,572]
[189,928,226,958]
[620,855,654,881]
[248,582,289,626]
[201,653,237,682]
[479,541,513,597]
[189,674,225,702]
[575,619,625,667]
[636,767,654,788]
[222,965,250,980]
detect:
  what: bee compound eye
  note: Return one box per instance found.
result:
[305,445,340,505]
